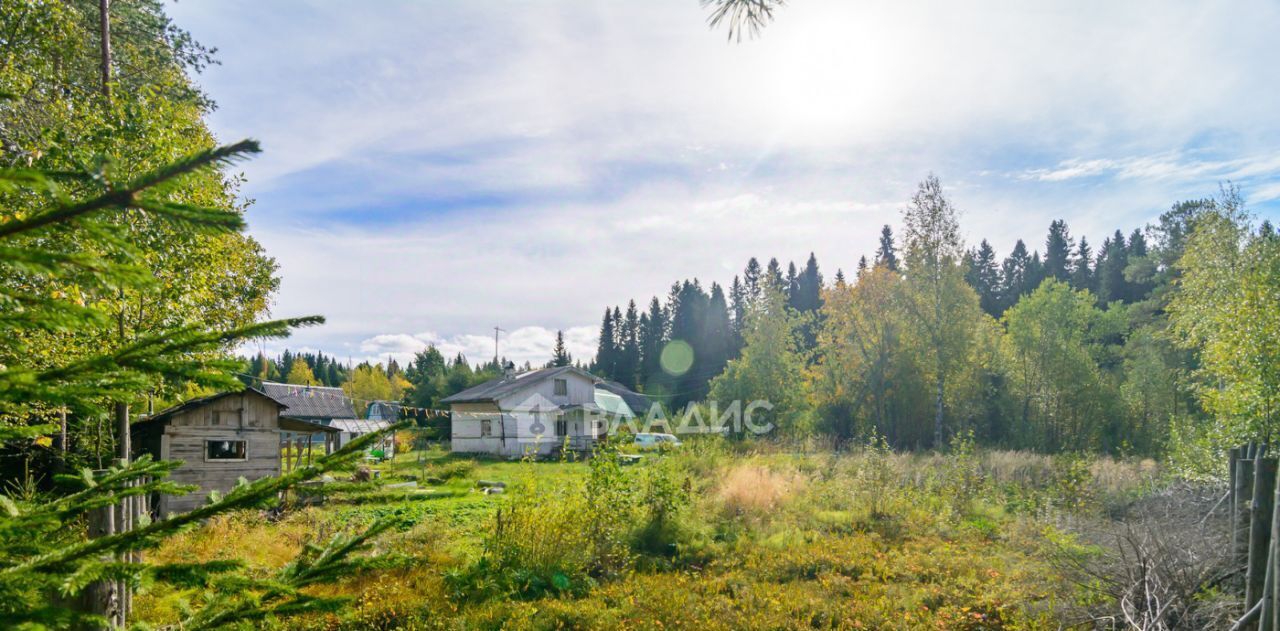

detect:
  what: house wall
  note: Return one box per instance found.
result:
[498,372,596,410]
[449,401,505,455]
[157,392,281,516]
[450,371,601,458]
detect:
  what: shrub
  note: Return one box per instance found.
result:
[632,458,696,561]
[446,495,597,601]
[582,440,640,576]
[423,460,475,483]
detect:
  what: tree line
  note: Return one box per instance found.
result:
[244,350,350,387]
[588,253,824,410]
[708,178,1276,460]
[244,182,1274,462]
[238,348,526,414]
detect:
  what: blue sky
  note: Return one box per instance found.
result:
[166,0,1280,366]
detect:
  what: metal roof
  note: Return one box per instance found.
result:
[596,381,657,416]
[367,401,401,421]
[278,417,341,434]
[440,366,598,404]
[593,389,635,418]
[327,418,393,434]
[260,381,357,420]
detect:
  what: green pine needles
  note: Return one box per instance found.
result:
[0,139,408,628]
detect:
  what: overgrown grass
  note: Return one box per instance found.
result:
[134,440,1173,629]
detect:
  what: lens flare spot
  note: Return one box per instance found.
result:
[660,340,695,376]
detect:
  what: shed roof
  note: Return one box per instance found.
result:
[132,387,282,431]
[327,418,393,434]
[441,366,598,404]
[260,381,357,420]
[278,417,341,434]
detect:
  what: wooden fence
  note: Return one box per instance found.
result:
[83,475,150,628]
[1228,443,1280,630]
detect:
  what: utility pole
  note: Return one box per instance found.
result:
[493,326,505,368]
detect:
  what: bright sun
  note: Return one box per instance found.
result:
[757,4,892,142]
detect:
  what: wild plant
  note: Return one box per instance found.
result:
[941,429,985,514]
[633,458,693,559]
[584,439,639,576]
[856,431,897,520]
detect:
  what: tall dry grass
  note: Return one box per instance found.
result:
[717,464,801,518]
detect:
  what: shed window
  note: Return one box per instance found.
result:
[205,439,247,461]
[554,379,568,396]
[481,419,492,437]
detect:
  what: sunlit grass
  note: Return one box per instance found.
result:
[134,442,1162,629]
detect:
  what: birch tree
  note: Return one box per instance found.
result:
[898,175,981,448]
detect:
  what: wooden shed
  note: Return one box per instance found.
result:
[131,388,338,516]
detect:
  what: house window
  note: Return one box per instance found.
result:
[555,419,568,437]
[554,379,568,396]
[205,439,247,461]
[481,419,492,437]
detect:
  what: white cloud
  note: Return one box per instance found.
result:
[174,0,1280,192]
[171,0,1280,364]
[1018,153,1280,184]
[1251,182,1280,204]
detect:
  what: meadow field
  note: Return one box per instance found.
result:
[130,436,1227,630]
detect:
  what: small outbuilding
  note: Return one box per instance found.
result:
[131,388,338,516]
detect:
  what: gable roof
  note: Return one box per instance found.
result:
[441,365,597,404]
[596,381,658,416]
[260,381,357,420]
[133,387,283,431]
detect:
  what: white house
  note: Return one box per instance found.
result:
[442,366,636,457]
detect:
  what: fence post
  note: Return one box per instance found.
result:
[1264,537,1276,631]
[83,502,121,628]
[1265,468,1280,631]
[1271,467,1280,631]
[1237,447,1246,541]
[1249,457,1278,611]
[1239,456,1258,567]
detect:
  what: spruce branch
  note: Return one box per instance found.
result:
[701,0,785,42]
[0,139,260,240]
[1,419,410,577]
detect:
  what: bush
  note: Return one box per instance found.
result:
[423,459,475,483]
[632,458,703,563]
[446,495,597,601]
